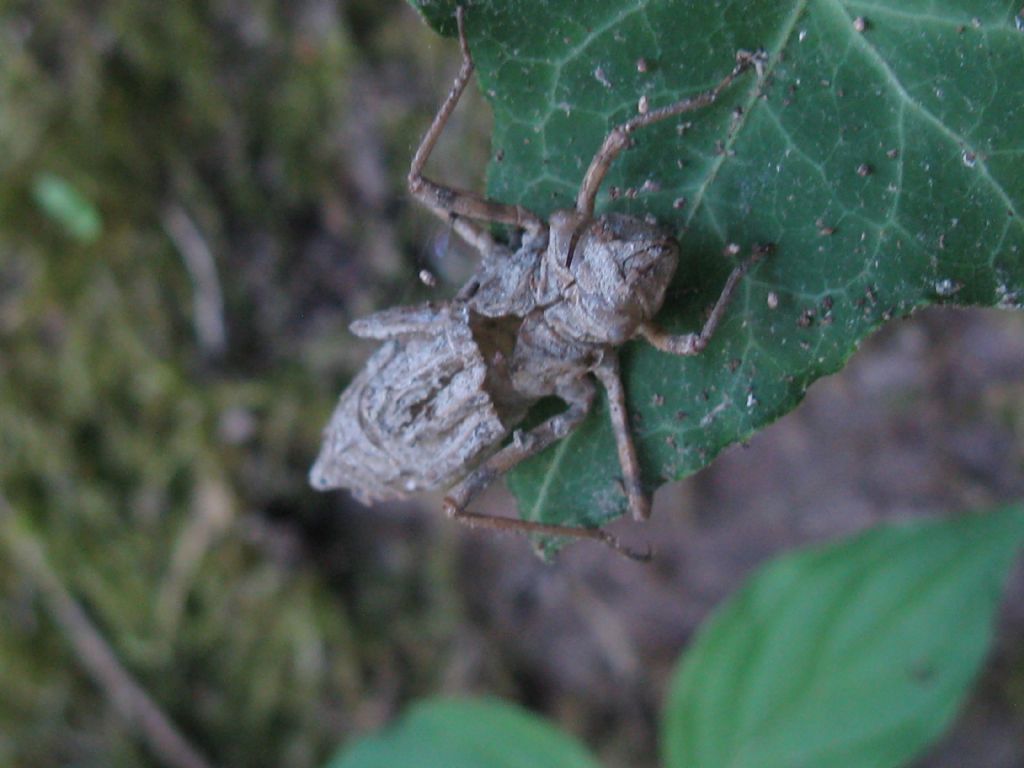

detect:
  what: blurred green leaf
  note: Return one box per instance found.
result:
[663,505,1024,768]
[328,697,601,768]
[31,172,102,243]
[407,1,1024,535]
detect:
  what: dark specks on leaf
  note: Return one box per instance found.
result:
[408,0,1024,532]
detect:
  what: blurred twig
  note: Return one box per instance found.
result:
[155,475,234,638]
[162,203,227,359]
[0,492,219,768]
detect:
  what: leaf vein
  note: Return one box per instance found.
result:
[684,0,813,230]
[830,0,1024,229]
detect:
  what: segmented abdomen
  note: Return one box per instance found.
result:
[310,322,508,504]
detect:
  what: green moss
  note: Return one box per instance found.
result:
[0,1,467,765]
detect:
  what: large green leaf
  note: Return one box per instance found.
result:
[411,1,1024,531]
[327,697,601,768]
[663,505,1024,768]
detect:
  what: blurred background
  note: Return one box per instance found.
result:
[1,1,1022,766]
